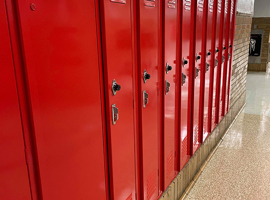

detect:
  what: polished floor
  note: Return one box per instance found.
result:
[185,67,270,199]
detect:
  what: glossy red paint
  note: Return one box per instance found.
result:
[226,0,237,113]
[192,0,208,154]
[99,1,137,199]
[135,1,160,199]
[179,0,193,170]
[205,0,217,137]
[15,0,108,199]
[214,0,225,124]
[0,2,31,199]
[221,0,232,116]
[163,0,178,189]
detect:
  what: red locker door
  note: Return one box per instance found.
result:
[164,0,178,189]
[192,0,207,154]
[16,1,108,199]
[137,1,160,199]
[221,0,231,116]
[226,0,237,112]
[99,1,136,199]
[0,3,31,199]
[214,0,224,125]
[205,0,215,139]
[218,0,229,120]
[180,0,193,170]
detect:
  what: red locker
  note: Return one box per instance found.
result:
[179,0,193,170]
[163,0,178,189]
[221,0,232,116]
[225,0,237,112]
[0,2,31,199]
[99,1,137,199]
[15,1,108,199]
[135,1,160,199]
[205,0,217,138]
[214,0,225,124]
[192,0,208,154]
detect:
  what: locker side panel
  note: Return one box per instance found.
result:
[164,0,178,188]
[138,1,160,199]
[0,2,32,199]
[16,1,107,199]
[180,0,192,170]
[100,1,137,199]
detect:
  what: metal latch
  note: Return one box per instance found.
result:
[228,53,231,60]
[143,90,149,108]
[205,62,210,72]
[182,73,186,86]
[165,80,170,95]
[215,59,218,67]
[222,55,225,63]
[195,67,199,78]
[112,104,119,125]
[112,79,121,95]
[143,70,151,83]
[166,63,172,74]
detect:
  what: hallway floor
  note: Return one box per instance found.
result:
[185,68,270,199]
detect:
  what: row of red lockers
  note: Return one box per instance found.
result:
[0,0,237,200]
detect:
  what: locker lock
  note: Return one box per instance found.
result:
[143,70,151,83]
[207,51,211,56]
[216,48,219,53]
[182,73,186,86]
[196,54,201,62]
[195,67,199,78]
[223,46,226,50]
[165,80,170,95]
[229,44,232,48]
[205,63,210,72]
[112,79,121,95]
[183,58,188,67]
[215,59,218,67]
[166,63,172,74]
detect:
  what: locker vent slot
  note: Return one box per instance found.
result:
[111,0,126,4]
[166,150,174,178]
[126,193,132,200]
[147,170,157,200]
[181,136,188,168]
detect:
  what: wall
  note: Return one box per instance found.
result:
[248,18,270,71]
[254,0,270,17]
[237,0,255,15]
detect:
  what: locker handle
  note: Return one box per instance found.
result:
[195,67,199,78]
[215,59,218,67]
[112,79,121,95]
[112,104,119,125]
[183,58,188,67]
[196,54,201,62]
[165,80,170,95]
[143,70,151,83]
[222,55,225,63]
[205,63,210,73]
[228,53,231,59]
[166,63,172,74]
[182,73,186,86]
[143,90,149,108]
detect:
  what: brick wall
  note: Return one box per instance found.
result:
[229,12,252,108]
[248,17,270,71]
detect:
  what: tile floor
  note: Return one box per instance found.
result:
[184,68,270,199]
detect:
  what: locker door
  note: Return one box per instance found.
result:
[214,0,224,125]
[221,0,231,116]
[0,3,31,199]
[137,1,160,199]
[218,0,229,120]
[180,0,193,170]
[99,1,136,199]
[164,0,178,188]
[192,0,207,154]
[204,0,216,140]
[16,1,107,199]
[226,0,237,112]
